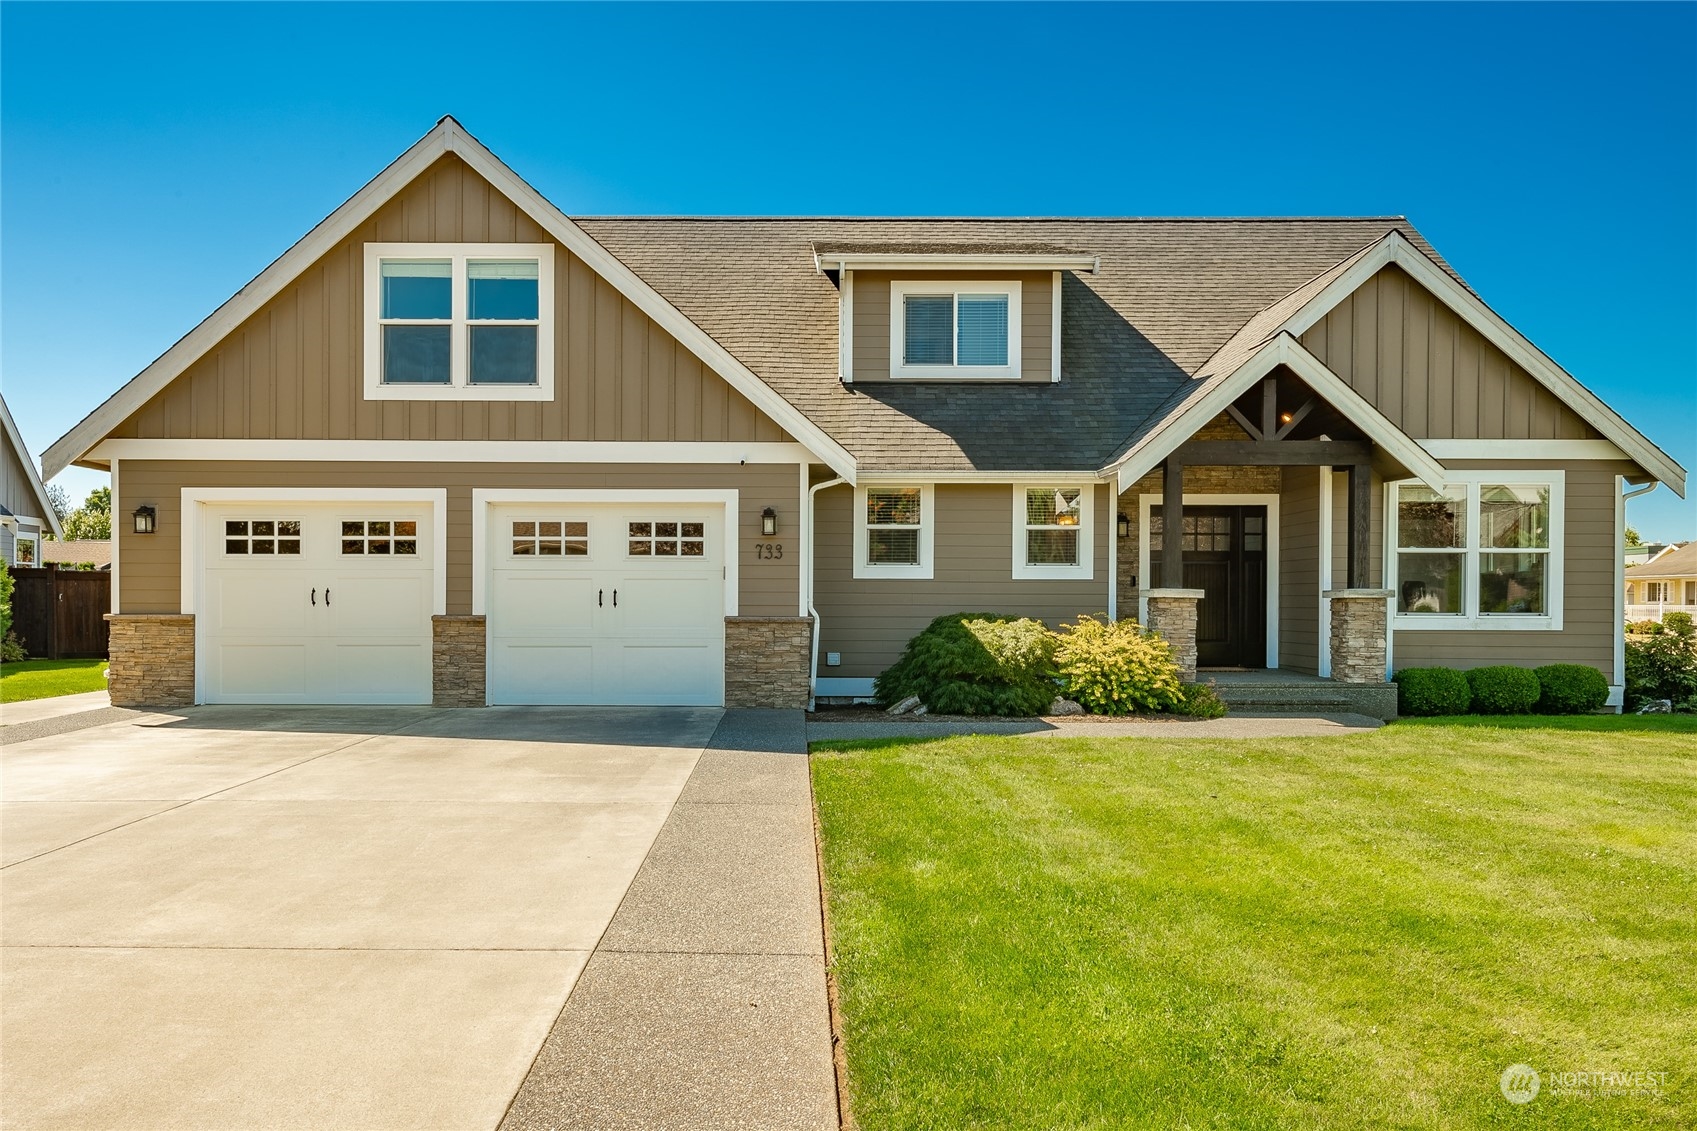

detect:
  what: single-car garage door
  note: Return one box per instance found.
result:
[200,502,435,704]
[487,503,725,705]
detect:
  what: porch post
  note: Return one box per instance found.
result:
[1146,588,1206,682]
[1162,456,1184,586]
[1324,589,1393,684]
[1346,463,1371,588]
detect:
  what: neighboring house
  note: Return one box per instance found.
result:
[1625,542,1697,622]
[1625,540,1679,567]
[42,119,1687,712]
[1,394,64,567]
[38,540,113,570]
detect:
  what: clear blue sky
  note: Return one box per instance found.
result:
[3,1,1693,536]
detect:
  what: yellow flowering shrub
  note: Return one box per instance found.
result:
[1053,615,1183,715]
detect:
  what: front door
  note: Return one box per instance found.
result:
[1149,505,1267,668]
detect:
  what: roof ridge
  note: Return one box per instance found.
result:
[572,215,1412,224]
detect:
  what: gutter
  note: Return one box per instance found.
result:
[806,476,847,710]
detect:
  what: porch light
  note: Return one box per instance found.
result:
[1117,512,1130,538]
[132,504,157,535]
[761,507,778,536]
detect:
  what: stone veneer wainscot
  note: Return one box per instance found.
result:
[105,614,196,707]
[724,616,812,708]
[432,615,487,707]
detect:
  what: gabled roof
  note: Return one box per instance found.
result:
[0,395,64,538]
[1626,541,1697,579]
[43,118,858,482]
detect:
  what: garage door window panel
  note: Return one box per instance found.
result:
[512,519,588,557]
[225,519,302,556]
[629,521,705,558]
[342,520,418,556]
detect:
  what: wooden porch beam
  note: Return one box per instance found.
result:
[1162,456,1184,586]
[1175,440,1373,466]
[1261,377,1278,443]
[1224,403,1263,442]
[1347,462,1371,587]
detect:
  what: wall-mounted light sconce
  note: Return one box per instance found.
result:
[761,507,778,536]
[1117,512,1130,539]
[132,504,158,535]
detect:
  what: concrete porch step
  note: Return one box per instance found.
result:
[1202,674,1398,722]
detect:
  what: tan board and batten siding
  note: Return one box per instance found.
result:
[850,271,1053,382]
[110,155,791,447]
[118,462,797,617]
[1301,265,1599,441]
[812,484,1110,679]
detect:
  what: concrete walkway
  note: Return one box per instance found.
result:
[808,711,1384,743]
[1,705,835,1130]
[0,688,113,725]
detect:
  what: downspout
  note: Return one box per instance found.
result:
[807,476,847,710]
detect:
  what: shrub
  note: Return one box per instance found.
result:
[1175,681,1227,719]
[0,560,12,645]
[1053,615,1183,715]
[0,632,23,663]
[1665,610,1694,636]
[1626,619,1662,636]
[1532,664,1609,714]
[1624,630,1697,710]
[1394,667,1472,716]
[873,613,1057,716]
[1465,666,1542,715]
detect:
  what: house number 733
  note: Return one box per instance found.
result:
[753,542,784,560]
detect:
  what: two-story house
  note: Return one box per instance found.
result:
[42,119,1686,713]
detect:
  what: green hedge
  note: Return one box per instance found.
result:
[1394,667,1472,716]
[1533,664,1609,715]
[873,613,1057,716]
[1466,666,1543,715]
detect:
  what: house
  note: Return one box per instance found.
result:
[2,394,63,568]
[1625,540,1680,567]
[1625,542,1697,622]
[38,540,113,570]
[41,118,1687,713]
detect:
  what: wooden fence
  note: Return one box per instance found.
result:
[8,567,110,659]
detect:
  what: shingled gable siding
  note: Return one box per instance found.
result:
[115,461,799,619]
[812,483,1110,680]
[851,271,1054,382]
[108,155,791,446]
[1300,264,1599,441]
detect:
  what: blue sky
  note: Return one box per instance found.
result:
[3,1,1693,536]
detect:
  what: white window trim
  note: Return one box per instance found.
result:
[1136,492,1281,669]
[13,533,38,567]
[1385,470,1566,631]
[889,280,1021,379]
[362,242,555,401]
[1011,483,1094,580]
[853,484,935,580]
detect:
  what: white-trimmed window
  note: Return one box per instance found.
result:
[363,243,554,401]
[13,533,37,566]
[890,281,1021,379]
[853,485,934,579]
[1388,471,1564,629]
[1643,581,1671,603]
[1012,484,1094,579]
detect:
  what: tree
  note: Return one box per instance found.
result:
[62,486,112,541]
[46,483,71,525]
[1626,525,1643,547]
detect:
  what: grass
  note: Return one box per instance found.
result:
[0,658,109,703]
[811,718,1697,1130]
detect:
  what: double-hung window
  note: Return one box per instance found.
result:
[1013,484,1094,579]
[364,243,554,400]
[854,485,934,579]
[890,281,1021,378]
[1390,472,1563,629]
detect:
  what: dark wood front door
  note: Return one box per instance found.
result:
[1149,505,1268,668]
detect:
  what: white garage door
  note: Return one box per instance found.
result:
[200,503,435,704]
[488,504,726,705]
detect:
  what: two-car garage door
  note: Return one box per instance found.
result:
[197,497,727,706]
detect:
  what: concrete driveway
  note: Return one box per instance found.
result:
[1,705,835,1130]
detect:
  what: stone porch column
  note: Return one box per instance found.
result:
[1325,589,1393,683]
[1144,588,1206,681]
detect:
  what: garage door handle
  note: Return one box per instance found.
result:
[613,589,618,607]
[311,588,316,606]
[599,589,603,607]
[325,588,331,606]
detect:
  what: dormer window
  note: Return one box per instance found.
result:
[890,281,1021,379]
[363,243,554,401]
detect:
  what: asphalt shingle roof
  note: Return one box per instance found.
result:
[575,217,1459,472]
[1626,542,1697,579]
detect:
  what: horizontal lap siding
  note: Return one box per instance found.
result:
[1300,265,1598,440]
[1390,461,1626,678]
[117,461,798,618]
[1279,467,1320,674]
[111,156,788,446]
[851,271,1053,382]
[813,484,1110,679]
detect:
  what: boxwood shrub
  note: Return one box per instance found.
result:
[873,613,1056,716]
[1394,667,1472,716]
[1465,665,1542,715]
[1532,664,1609,714]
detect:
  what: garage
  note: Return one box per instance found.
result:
[198,501,436,704]
[486,502,727,705]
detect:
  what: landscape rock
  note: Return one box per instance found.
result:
[1049,697,1086,717]
[886,695,922,716]
[1636,699,1673,714]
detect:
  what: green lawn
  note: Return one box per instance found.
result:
[0,659,109,703]
[812,718,1697,1130]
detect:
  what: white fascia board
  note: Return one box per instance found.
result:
[857,470,1111,484]
[1,396,65,539]
[1279,231,1685,497]
[86,439,815,464]
[817,253,1099,273]
[44,118,859,485]
[1107,334,1448,494]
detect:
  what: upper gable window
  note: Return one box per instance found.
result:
[890,280,1021,379]
[363,243,554,401]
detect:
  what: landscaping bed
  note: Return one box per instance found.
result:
[812,719,1697,1129]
